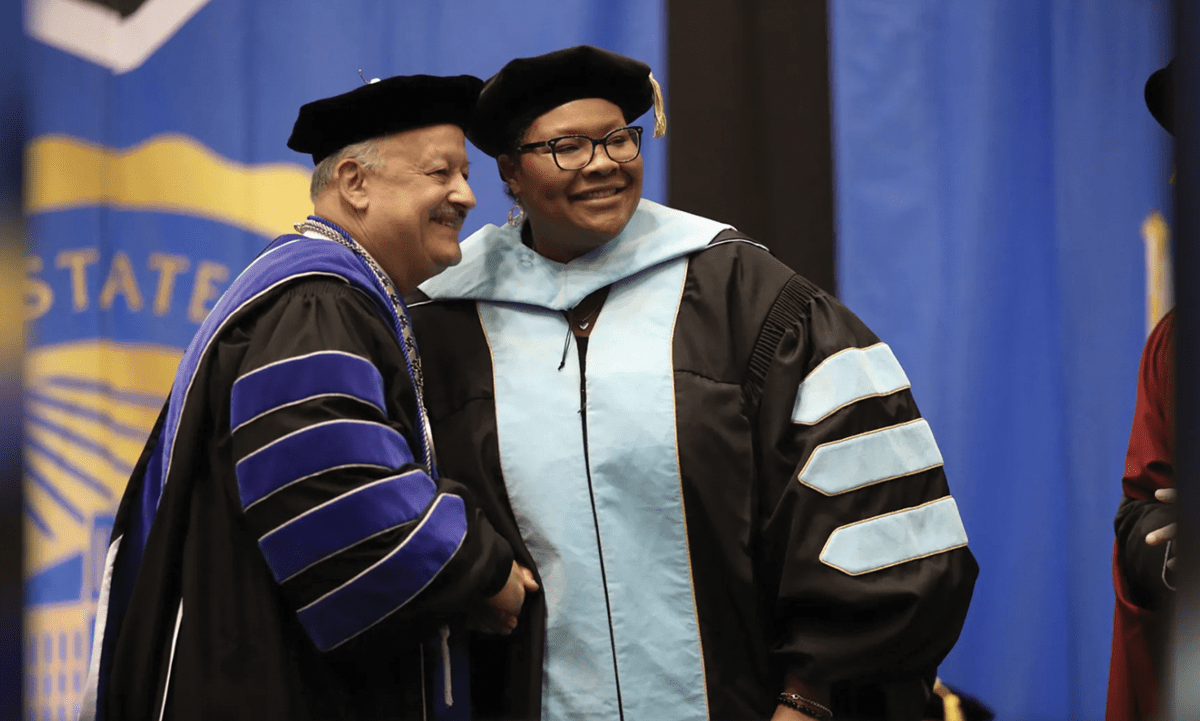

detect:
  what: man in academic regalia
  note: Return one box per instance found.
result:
[409,46,978,721]
[79,74,536,721]
[1106,60,1178,721]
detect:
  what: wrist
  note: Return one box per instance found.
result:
[773,703,820,721]
[778,692,833,720]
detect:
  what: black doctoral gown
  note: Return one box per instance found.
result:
[85,234,513,721]
[408,200,979,721]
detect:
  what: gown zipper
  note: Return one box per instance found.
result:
[574,333,626,721]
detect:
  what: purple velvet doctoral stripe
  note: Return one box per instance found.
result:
[258,469,438,583]
[230,351,386,430]
[150,235,394,543]
[297,494,468,651]
[235,419,413,509]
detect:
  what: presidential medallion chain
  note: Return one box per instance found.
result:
[294,217,437,474]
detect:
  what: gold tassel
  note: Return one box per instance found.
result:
[942,695,965,721]
[933,679,966,721]
[648,70,667,138]
[1141,210,1173,335]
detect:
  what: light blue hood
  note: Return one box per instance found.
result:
[418,199,732,309]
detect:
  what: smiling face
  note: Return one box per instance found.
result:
[502,98,643,263]
[353,124,476,292]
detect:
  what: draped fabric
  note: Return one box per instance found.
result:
[829,2,1172,719]
[666,0,836,294]
[21,3,663,719]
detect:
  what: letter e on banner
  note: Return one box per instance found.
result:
[188,260,229,323]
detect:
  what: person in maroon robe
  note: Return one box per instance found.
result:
[1106,62,1177,720]
[1108,307,1175,721]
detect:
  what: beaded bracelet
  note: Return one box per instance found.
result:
[778,692,833,720]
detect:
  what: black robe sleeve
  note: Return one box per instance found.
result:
[218,279,513,652]
[1115,496,1175,610]
[1114,310,1176,612]
[753,276,979,718]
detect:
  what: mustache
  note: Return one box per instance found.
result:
[430,204,468,229]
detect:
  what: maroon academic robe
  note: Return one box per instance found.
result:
[1107,310,1175,721]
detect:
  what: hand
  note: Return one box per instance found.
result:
[475,561,538,635]
[1146,488,1177,571]
[1145,488,1176,546]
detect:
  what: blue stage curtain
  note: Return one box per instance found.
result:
[829,2,1171,719]
[22,3,663,719]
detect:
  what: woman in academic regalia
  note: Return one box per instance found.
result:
[409,45,979,721]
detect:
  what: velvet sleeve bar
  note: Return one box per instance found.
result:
[218,279,513,650]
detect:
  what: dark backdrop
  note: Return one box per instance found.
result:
[667,0,836,294]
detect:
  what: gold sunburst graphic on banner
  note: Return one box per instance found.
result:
[24,341,179,721]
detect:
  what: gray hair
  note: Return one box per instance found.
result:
[309,138,386,201]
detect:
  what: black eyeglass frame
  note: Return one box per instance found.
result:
[515,125,644,170]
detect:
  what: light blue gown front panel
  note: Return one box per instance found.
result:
[477,257,707,721]
[584,256,708,721]
[476,303,620,721]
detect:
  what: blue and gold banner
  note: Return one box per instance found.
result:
[24,3,304,717]
[22,2,664,719]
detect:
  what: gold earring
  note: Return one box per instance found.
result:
[506,201,525,227]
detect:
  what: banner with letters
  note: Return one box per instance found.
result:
[22,2,664,719]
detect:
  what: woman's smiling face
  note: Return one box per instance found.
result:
[502,98,643,263]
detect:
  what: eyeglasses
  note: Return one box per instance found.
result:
[516,126,643,171]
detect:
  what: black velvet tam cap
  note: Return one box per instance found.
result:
[469,45,666,157]
[1145,60,1174,136]
[287,74,483,164]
